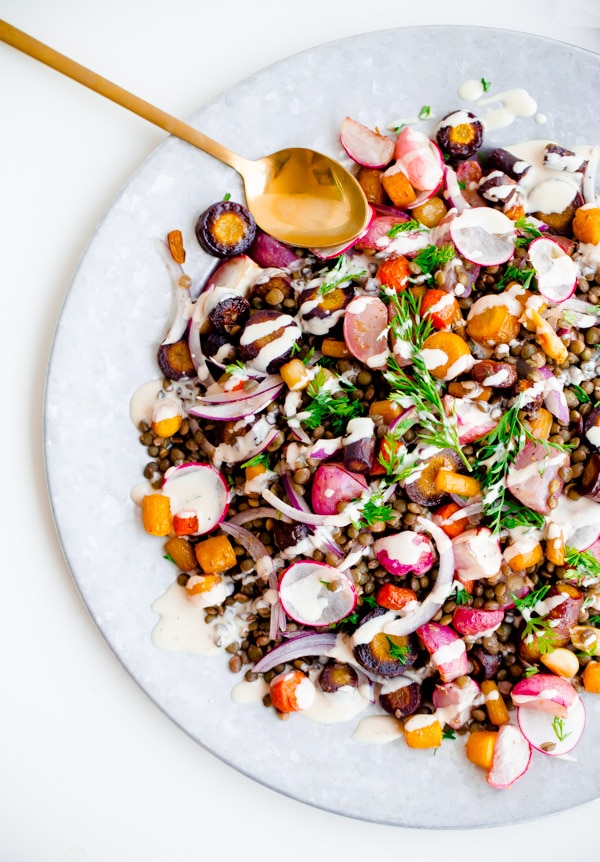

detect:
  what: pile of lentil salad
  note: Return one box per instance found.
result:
[132,101,600,788]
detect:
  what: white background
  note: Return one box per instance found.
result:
[1,1,599,860]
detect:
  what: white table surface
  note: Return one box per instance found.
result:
[2,1,599,859]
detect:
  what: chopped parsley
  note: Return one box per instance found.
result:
[514,217,543,249]
[385,636,410,663]
[418,105,431,120]
[496,263,536,291]
[523,666,540,678]
[302,369,365,433]
[521,616,557,655]
[512,584,551,612]
[454,587,471,606]
[354,497,395,529]
[442,729,457,740]
[225,359,247,375]
[481,77,491,92]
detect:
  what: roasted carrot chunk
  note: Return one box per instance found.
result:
[466,731,498,769]
[194,534,237,574]
[141,493,172,536]
[375,583,418,611]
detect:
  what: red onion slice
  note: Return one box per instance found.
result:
[228,506,288,526]
[262,489,353,528]
[201,375,283,404]
[189,382,284,421]
[252,632,339,674]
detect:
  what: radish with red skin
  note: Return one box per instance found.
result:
[310,462,367,516]
[343,295,390,370]
[449,207,516,266]
[373,531,435,577]
[248,230,299,268]
[528,236,578,303]
[203,254,262,296]
[354,214,428,255]
[486,724,532,789]
[432,677,480,729]
[161,463,229,535]
[278,560,357,627]
[392,125,444,195]
[444,395,499,444]
[340,116,395,169]
[511,674,579,718]
[416,622,468,682]
[452,606,504,637]
[506,440,569,515]
[452,528,502,581]
[517,696,585,756]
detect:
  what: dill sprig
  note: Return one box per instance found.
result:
[302,369,365,433]
[387,219,426,238]
[317,254,366,296]
[498,499,546,531]
[497,263,536,291]
[412,243,455,279]
[552,716,572,742]
[240,452,270,470]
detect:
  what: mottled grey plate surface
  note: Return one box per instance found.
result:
[44,26,600,828]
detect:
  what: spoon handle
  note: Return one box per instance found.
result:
[0,19,249,174]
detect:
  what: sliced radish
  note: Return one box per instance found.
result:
[432,677,480,729]
[310,462,367,516]
[248,230,299,268]
[343,295,390,370]
[452,606,504,637]
[162,462,229,535]
[486,724,532,789]
[340,116,394,168]
[444,394,499,444]
[204,254,262,295]
[189,380,284,421]
[449,207,516,266]
[506,440,569,516]
[278,560,357,626]
[517,695,585,756]
[510,674,579,718]
[528,236,578,303]
[373,531,435,577]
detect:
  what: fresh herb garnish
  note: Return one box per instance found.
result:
[514,217,543,248]
[497,263,536,291]
[302,369,365,433]
[225,359,247,375]
[481,77,491,92]
[521,616,557,655]
[387,219,424,238]
[457,180,466,190]
[318,254,366,296]
[354,497,395,529]
[499,499,546,531]
[588,614,600,627]
[412,243,455,279]
[442,729,457,740]
[302,346,315,365]
[164,553,175,564]
[572,384,591,404]
[418,105,431,120]
[240,452,270,470]
[512,584,551,612]
[523,666,540,678]
[222,192,232,201]
[454,587,471,606]
[552,716,572,742]
[564,546,600,583]
[385,636,409,663]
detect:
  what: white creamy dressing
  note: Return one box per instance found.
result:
[505,140,592,213]
[343,416,375,446]
[279,569,332,624]
[299,296,346,335]
[431,638,466,669]
[506,452,567,489]
[352,715,404,744]
[152,582,233,655]
[239,314,300,374]
[213,415,274,467]
[162,464,228,533]
[186,574,233,609]
[130,378,181,427]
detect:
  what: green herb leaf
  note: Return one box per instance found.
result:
[302,371,366,434]
[318,254,366,296]
[481,77,491,92]
[571,384,591,404]
[355,497,395,529]
[521,616,557,655]
[418,105,431,120]
[385,636,409,663]
[412,243,455,278]
[240,452,270,470]
[523,666,540,677]
[387,219,424,238]
[225,359,247,375]
[442,729,457,740]
[302,346,315,365]
[457,180,466,190]
[222,192,231,201]
[552,715,572,742]
[512,584,551,612]
[564,546,600,584]
[454,587,471,606]
[588,614,600,627]
[496,263,536,291]
[499,499,546,531]
[514,217,543,249]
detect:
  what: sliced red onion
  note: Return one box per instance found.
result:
[282,472,312,513]
[371,203,412,220]
[187,291,214,384]
[262,489,353,528]
[249,230,299,268]
[214,426,280,465]
[202,375,282,404]
[228,506,288,526]
[251,631,339,674]
[376,516,455,637]
[583,145,599,205]
[220,522,273,573]
[443,165,469,214]
[290,424,313,445]
[157,241,194,345]
[537,367,570,423]
[189,381,284,421]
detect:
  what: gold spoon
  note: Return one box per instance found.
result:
[0,20,370,249]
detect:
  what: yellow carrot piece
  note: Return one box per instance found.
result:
[434,470,482,498]
[141,493,172,536]
[481,680,510,726]
[466,731,498,770]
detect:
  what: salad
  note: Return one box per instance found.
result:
[131,88,600,790]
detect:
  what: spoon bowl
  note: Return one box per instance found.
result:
[0,19,370,249]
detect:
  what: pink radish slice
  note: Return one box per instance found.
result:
[449,207,516,266]
[506,440,569,516]
[343,295,390,370]
[528,236,578,303]
[452,606,504,637]
[486,724,532,789]
[340,116,395,168]
[517,696,585,756]
[432,677,480,729]
[444,395,498,444]
[189,381,284,421]
[162,463,229,535]
[452,528,502,582]
[311,462,367,516]
[278,560,357,626]
[373,531,435,577]
[511,674,579,718]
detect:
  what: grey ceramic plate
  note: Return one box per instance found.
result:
[45,26,600,828]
